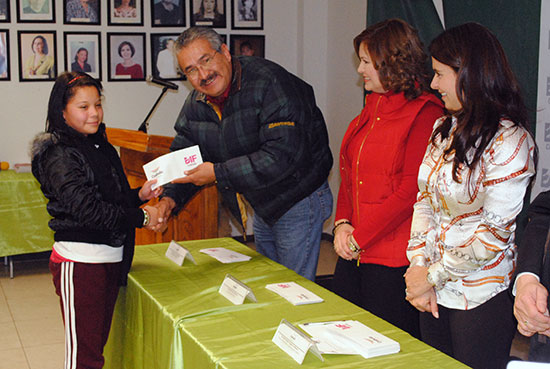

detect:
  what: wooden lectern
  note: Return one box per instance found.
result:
[106,127,218,245]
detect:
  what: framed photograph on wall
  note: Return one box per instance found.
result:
[0,0,11,22]
[17,31,57,82]
[17,0,55,23]
[64,32,101,80]
[108,0,144,26]
[231,0,262,30]
[64,0,100,25]
[151,33,184,80]
[107,32,146,81]
[0,29,10,80]
[230,34,264,57]
[151,0,185,27]
[18,30,57,81]
[190,0,226,28]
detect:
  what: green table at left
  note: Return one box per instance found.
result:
[0,170,53,277]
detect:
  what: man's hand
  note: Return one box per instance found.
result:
[150,197,176,232]
[171,162,216,186]
[514,274,550,337]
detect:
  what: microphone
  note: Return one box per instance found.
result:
[146,75,179,90]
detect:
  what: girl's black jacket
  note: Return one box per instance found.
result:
[31,123,146,285]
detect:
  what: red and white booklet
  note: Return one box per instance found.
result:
[299,320,400,359]
[265,282,324,305]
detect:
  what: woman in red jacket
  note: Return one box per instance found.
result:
[332,18,443,338]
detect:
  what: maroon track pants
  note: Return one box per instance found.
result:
[50,260,121,369]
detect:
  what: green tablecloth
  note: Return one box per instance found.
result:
[104,238,467,369]
[0,170,53,257]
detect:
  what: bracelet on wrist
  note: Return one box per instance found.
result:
[426,270,446,291]
[142,208,150,226]
[332,220,352,236]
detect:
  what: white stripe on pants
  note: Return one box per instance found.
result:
[61,262,77,369]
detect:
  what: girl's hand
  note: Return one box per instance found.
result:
[139,179,163,201]
[143,205,160,229]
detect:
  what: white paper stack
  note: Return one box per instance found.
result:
[199,247,252,263]
[299,320,400,359]
[265,282,324,305]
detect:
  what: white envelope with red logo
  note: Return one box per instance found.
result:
[143,145,203,189]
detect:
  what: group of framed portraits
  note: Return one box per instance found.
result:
[0,0,265,82]
[2,0,263,29]
[0,30,265,82]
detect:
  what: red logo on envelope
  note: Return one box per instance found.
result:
[185,155,198,165]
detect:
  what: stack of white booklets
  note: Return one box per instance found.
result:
[299,320,400,359]
[265,282,324,305]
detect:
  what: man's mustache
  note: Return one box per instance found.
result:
[200,73,217,86]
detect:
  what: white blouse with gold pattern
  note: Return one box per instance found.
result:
[407,117,536,310]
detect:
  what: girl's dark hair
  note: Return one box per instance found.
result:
[118,41,135,57]
[353,18,431,100]
[46,72,103,138]
[32,35,48,55]
[73,47,88,62]
[429,22,535,183]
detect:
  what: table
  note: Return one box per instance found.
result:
[103,238,468,369]
[0,170,53,277]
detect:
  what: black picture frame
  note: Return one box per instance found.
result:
[151,0,185,27]
[108,0,144,26]
[230,34,264,57]
[107,32,146,82]
[17,0,55,23]
[64,32,102,80]
[0,29,10,80]
[64,0,100,25]
[0,0,11,22]
[190,0,226,28]
[231,0,262,30]
[18,30,57,82]
[150,33,185,80]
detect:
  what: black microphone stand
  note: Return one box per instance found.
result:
[138,86,169,133]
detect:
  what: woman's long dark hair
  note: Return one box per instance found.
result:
[429,22,535,183]
[46,71,103,140]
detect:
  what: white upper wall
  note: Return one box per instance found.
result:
[0,0,367,230]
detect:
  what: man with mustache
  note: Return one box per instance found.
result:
[154,27,333,281]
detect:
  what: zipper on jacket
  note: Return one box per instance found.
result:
[354,95,382,224]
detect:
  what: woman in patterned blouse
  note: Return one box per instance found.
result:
[404,22,537,369]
